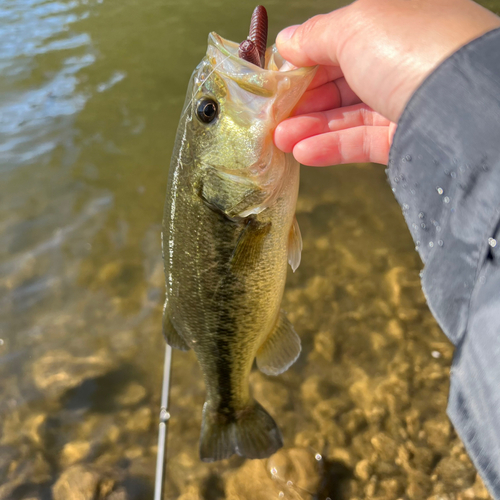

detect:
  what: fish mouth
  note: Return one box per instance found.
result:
[206,33,318,119]
[208,33,269,73]
[208,31,311,76]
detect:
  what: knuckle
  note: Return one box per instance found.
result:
[295,14,326,45]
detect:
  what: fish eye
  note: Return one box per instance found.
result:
[196,98,218,124]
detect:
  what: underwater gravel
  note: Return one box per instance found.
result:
[0,165,493,500]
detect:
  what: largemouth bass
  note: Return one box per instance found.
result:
[162,32,316,461]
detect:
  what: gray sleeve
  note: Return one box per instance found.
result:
[388,27,500,498]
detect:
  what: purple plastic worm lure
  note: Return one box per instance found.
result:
[238,5,268,68]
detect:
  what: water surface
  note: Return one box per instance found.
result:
[1,0,498,499]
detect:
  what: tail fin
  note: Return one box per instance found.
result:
[199,400,283,462]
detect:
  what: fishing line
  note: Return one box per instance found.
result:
[180,53,232,121]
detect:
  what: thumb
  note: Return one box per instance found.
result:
[276,11,344,67]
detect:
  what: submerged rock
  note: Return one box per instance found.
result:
[0,482,20,500]
[433,456,476,492]
[106,488,129,500]
[32,349,115,398]
[52,465,101,500]
[60,440,91,468]
[114,382,147,406]
[249,372,290,413]
[225,447,321,500]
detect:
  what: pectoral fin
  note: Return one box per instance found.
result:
[231,218,271,272]
[256,310,301,376]
[287,216,302,272]
[162,301,190,351]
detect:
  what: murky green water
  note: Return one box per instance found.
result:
[1,1,499,499]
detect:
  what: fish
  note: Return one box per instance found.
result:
[161,30,316,462]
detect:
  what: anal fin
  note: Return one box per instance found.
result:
[256,310,301,376]
[162,301,190,351]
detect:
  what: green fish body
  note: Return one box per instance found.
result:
[162,33,316,461]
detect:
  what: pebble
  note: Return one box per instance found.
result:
[312,330,336,362]
[125,406,152,433]
[370,432,398,461]
[250,372,290,412]
[434,456,476,490]
[114,382,147,406]
[60,441,91,468]
[354,459,372,481]
[423,417,452,450]
[52,465,101,500]
[22,413,47,446]
[300,375,329,405]
[226,447,321,500]
[106,488,129,500]
[406,470,432,499]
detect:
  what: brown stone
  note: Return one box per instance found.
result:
[32,349,114,398]
[52,465,100,500]
[60,441,91,468]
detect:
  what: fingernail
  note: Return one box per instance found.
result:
[277,25,299,44]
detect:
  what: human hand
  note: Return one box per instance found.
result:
[274,0,500,166]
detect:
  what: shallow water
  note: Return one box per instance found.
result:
[1,0,499,499]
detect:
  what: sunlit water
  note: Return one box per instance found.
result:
[1,1,499,499]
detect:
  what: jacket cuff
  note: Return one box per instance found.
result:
[388,27,500,345]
